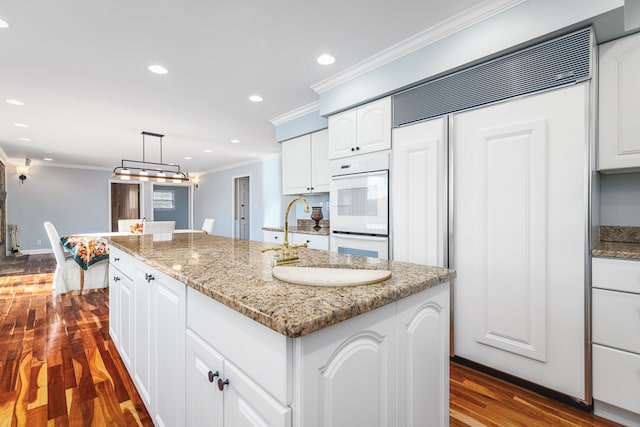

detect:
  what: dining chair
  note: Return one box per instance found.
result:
[201,218,215,234]
[44,221,109,295]
[118,218,143,233]
[142,221,176,234]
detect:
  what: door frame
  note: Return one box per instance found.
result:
[231,174,251,239]
[107,179,142,232]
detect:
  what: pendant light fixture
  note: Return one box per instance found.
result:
[113,131,189,183]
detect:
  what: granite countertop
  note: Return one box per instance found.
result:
[592,226,640,260]
[262,219,331,236]
[108,233,455,338]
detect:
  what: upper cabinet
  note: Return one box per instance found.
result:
[328,97,391,159]
[599,32,640,171]
[282,129,329,195]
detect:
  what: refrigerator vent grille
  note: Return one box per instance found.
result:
[392,27,592,127]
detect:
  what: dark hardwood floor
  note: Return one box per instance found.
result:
[0,256,622,426]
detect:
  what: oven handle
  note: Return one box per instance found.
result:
[331,232,389,241]
[330,169,388,179]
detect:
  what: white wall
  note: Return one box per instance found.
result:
[6,165,112,252]
[600,172,640,226]
[193,157,291,240]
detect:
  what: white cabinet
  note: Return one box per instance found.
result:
[295,282,449,427]
[282,129,329,194]
[328,97,391,159]
[109,247,134,371]
[127,261,187,426]
[599,32,640,171]
[592,257,640,425]
[291,233,329,251]
[263,230,284,244]
[186,329,223,427]
[391,117,447,267]
[453,84,589,400]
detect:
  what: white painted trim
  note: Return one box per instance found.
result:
[269,101,320,126]
[231,174,251,239]
[310,0,525,94]
[22,248,53,255]
[195,153,281,176]
[6,157,113,171]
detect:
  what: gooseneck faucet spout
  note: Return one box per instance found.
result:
[284,196,309,248]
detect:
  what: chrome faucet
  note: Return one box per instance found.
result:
[262,197,310,265]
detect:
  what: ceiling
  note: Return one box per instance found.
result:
[0,0,488,175]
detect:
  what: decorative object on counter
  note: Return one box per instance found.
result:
[311,206,323,230]
[261,197,309,265]
[113,131,189,182]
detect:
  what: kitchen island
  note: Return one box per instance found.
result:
[107,232,454,427]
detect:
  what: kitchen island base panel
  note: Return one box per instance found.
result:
[594,401,640,427]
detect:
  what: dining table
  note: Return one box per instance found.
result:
[60,235,110,294]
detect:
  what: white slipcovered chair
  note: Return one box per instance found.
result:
[201,218,215,234]
[44,221,109,295]
[117,218,142,233]
[142,220,176,234]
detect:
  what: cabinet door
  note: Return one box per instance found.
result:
[328,109,357,159]
[396,283,450,427]
[453,84,588,399]
[263,231,284,244]
[310,129,329,192]
[108,266,120,347]
[357,97,391,155]
[392,117,446,267]
[185,329,223,427]
[118,273,134,373]
[133,268,153,409]
[282,134,311,195]
[222,360,291,427]
[599,32,640,170]
[153,273,186,427]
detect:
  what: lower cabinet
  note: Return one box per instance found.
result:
[291,233,329,251]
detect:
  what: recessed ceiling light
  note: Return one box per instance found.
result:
[230,139,240,144]
[204,149,212,153]
[19,137,31,142]
[14,123,28,128]
[184,156,192,160]
[148,64,168,75]
[249,95,263,103]
[43,158,53,161]
[6,99,24,106]
[317,54,335,65]
[0,19,8,29]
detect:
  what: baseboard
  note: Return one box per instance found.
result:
[594,400,640,427]
[20,249,53,255]
[451,356,593,411]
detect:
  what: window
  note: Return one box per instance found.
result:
[153,190,175,209]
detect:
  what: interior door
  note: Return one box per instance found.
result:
[110,182,140,231]
[452,84,588,400]
[235,177,250,240]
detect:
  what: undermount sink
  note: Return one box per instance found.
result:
[272,266,391,287]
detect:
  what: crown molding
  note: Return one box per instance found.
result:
[6,157,112,171]
[311,0,525,94]
[195,153,281,176]
[269,101,320,126]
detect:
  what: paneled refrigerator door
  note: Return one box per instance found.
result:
[391,116,447,267]
[452,83,589,401]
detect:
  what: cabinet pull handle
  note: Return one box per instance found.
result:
[113,276,120,282]
[218,378,229,391]
[114,257,120,262]
[208,370,219,383]
[145,273,155,283]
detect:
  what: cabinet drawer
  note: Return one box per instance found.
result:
[593,257,640,294]
[109,246,135,279]
[263,231,284,244]
[593,344,640,414]
[593,288,640,354]
[292,233,329,251]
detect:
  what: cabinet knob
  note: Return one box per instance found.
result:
[208,370,219,383]
[145,273,155,283]
[113,276,120,282]
[310,187,314,190]
[351,147,355,152]
[114,257,120,262]
[355,146,360,151]
[218,378,230,391]
[274,236,278,240]
[306,240,310,244]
